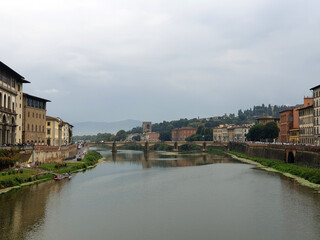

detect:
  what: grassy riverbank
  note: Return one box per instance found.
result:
[0,151,103,191]
[228,151,320,184]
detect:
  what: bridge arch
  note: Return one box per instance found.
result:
[288,151,295,163]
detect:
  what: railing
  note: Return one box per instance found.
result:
[0,106,16,114]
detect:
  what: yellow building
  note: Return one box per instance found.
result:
[289,129,299,143]
[22,93,50,145]
[46,116,63,146]
[46,116,73,146]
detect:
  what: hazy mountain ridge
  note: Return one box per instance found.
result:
[72,119,142,136]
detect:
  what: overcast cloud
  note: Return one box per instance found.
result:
[1,0,320,123]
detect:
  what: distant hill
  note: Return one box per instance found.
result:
[72,119,142,136]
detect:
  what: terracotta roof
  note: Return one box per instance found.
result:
[23,93,51,102]
[298,104,313,110]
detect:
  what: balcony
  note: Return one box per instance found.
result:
[0,106,16,114]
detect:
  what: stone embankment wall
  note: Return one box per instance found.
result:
[228,142,320,168]
[19,145,78,164]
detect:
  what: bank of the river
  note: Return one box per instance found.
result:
[227,151,320,193]
[0,151,103,195]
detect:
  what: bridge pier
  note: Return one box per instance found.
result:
[112,142,117,152]
[174,142,179,151]
[202,142,207,152]
[144,142,150,152]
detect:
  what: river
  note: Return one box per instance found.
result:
[0,148,319,240]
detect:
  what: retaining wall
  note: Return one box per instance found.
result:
[228,142,320,167]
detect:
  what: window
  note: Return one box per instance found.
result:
[27,124,29,131]
[47,122,51,126]
[33,113,34,118]
[28,112,30,117]
[47,129,51,135]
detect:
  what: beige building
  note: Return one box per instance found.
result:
[311,85,320,145]
[298,104,314,144]
[213,125,229,142]
[22,93,50,145]
[0,61,30,145]
[214,124,252,142]
[62,122,73,145]
[233,125,252,142]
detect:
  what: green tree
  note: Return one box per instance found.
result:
[159,132,172,141]
[264,122,280,140]
[114,130,127,141]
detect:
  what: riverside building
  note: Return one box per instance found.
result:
[22,93,50,145]
[0,61,30,145]
[172,127,197,141]
[298,104,314,144]
[311,85,320,145]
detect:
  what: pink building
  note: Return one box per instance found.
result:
[172,127,197,141]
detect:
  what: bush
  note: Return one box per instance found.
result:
[83,151,102,164]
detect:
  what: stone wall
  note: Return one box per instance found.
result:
[228,142,320,167]
[20,145,78,164]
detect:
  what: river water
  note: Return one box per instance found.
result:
[0,149,319,240]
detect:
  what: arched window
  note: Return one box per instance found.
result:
[32,125,34,131]
[8,96,11,110]
[27,124,29,131]
[4,94,6,108]
[35,125,38,132]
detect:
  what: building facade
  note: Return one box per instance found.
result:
[62,122,73,145]
[141,132,160,142]
[46,116,63,146]
[298,105,314,144]
[0,61,30,145]
[172,127,197,141]
[311,85,320,145]
[22,93,50,145]
[214,124,251,142]
[213,125,229,142]
[279,109,294,143]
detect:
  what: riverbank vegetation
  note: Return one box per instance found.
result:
[0,151,102,189]
[0,149,21,170]
[207,147,228,156]
[229,151,320,184]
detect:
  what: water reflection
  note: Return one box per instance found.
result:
[0,181,65,240]
[104,150,239,169]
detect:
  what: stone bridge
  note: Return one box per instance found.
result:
[87,141,228,152]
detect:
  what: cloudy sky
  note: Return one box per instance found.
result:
[1,0,320,123]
